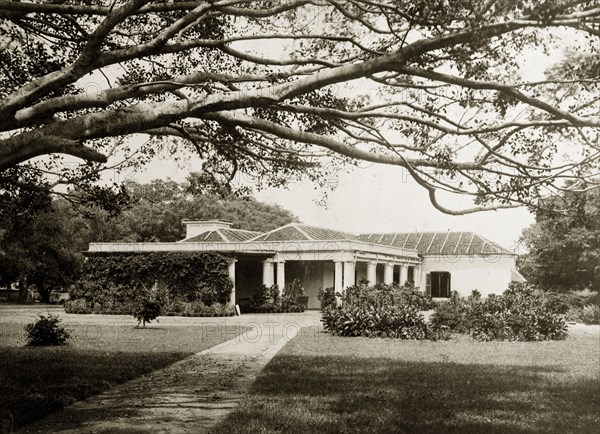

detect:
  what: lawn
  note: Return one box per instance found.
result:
[0,309,246,432]
[212,327,600,434]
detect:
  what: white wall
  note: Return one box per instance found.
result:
[419,255,517,297]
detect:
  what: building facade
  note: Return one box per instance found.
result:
[87,220,524,309]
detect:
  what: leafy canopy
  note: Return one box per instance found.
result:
[0,1,599,214]
[518,184,600,292]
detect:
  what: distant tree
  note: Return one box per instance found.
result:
[519,184,600,292]
[96,173,299,242]
[0,169,84,302]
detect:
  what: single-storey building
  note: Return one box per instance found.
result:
[87,220,525,309]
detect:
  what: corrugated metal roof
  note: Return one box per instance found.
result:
[358,232,513,256]
[181,228,261,243]
[220,228,262,242]
[179,223,511,256]
[250,223,361,242]
[297,224,362,241]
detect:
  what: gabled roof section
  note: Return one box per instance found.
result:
[358,232,514,256]
[180,228,261,243]
[250,223,361,242]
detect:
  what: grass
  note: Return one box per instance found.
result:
[211,329,600,434]
[0,317,246,432]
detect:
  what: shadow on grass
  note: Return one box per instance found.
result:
[0,347,191,432]
[213,355,600,434]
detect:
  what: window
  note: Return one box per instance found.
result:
[426,271,451,298]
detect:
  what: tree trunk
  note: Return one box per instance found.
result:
[18,278,29,303]
[38,286,51,304]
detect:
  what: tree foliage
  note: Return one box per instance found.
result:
[518,184,600,291]
[0,1,598,214]
[0,169,84,302]
[0,170,296,301]
[88,172,298,242]
[72,251,233,306]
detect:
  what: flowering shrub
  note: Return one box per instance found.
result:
[321,282,430,339]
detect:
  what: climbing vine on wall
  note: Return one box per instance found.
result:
[70,252,233,308]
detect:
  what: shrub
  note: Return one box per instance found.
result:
[281,279,305,311]
[133,299,162,328]
[245,280,306,313]
[471,283,568,341]
[321,282,429,339]
[64,299,92,314]
[543,291,585,314]
[429,290,482,333]
[430,285,568,341]
[25,314,71,346]
[565,304,600,325]
[71,252,233,314]
[318,286,337,310]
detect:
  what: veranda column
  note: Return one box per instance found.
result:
[399,264,408,286]
[227,259,237,307]
[383,263,394,284]
[343,261,356,288]
[276,261,286,293]
[414,265,422,289]
[334,261,343,305]
[366,261,377,284]
[262,259,274,287]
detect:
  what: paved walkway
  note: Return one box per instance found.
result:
[19,312,322,433]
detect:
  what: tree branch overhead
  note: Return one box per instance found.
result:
[0,0,598,214]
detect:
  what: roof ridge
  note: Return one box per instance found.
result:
[223,228,262,234]
[216,229,230,242]
[292,223,314,241]
[246,222,296,242]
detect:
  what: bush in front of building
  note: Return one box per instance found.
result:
[244,280,306,313]
[133,298,162,327]
[428,290,483,334]
[430,283,568,341]
[321,282,430,339]
[318,287,337,310]
[67,252,234,316]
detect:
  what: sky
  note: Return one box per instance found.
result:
[132,154,534,253]
[91,20,585,254]
[121,33,573,254]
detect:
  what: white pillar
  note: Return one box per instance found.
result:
[343,261,356,288]
[399,264,408,286]
[276,261,285,293]
[383,263,394,284]
[366,261,377,284]
[334,261,343,292]
[227,259,237,307]
[415,265,423,290]
[262,259,274,287]
[334,261,343,306]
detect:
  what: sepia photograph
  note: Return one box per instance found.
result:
[0,1,598,433]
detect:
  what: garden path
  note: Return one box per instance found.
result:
[19,311,322,433]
